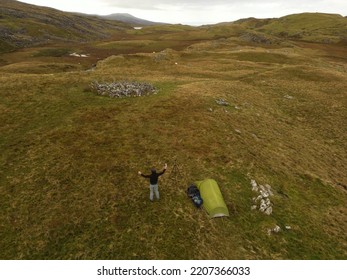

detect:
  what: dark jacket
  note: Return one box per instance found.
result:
[141,169,166,185]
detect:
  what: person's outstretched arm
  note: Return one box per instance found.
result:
[157,163,167,176]
[138,171,150,178]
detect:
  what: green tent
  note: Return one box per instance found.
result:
[195,179,229,218]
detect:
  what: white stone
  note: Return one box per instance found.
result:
[264,206,272,215]
[273,225,281,233]
[260,190,269,198]
[265,198,271,206]
[259,203,267,212]
[70,52,80,57]
[70,52,89,58]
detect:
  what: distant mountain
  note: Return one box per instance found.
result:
[98,13,166,26]
[0,0,130,51]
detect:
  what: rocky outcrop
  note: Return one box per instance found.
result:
[0,1,129,50]
[240,31,280,45]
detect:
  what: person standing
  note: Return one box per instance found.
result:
[138,163,167,201]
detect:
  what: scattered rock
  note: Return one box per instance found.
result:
[284,94,294,99]
[268,225,281,235]
[264,206,273,215]
[251,179,274,215]
[215,98,229,106]
[273,225,281,232]
[285,225,292,230]
[90,81,157,98]
[70,52,89,57]
[240,32,279,45]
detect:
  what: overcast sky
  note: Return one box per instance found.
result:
[18,0,347,25]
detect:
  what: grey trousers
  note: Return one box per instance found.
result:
[150,184,160,201]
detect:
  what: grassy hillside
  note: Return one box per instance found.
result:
[135,13,347,47]
[0,0,130,51]
[240,13,347,43]
[0,7,346,260]
[99,13,165,26]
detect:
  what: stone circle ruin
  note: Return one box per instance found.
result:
[90,80,157,98]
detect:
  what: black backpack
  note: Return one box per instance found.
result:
[187,184,203,208]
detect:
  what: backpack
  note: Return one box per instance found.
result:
[187,184,203,208]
